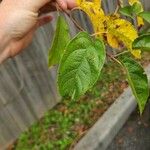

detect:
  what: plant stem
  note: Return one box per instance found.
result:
[55,2,85,31]
[64,10,85,31]
[106,52,123,66]
[114,0,123,14]
[114,5,119,14]
[115,51,129,57]
[55,3,61,16]
[133,17,138,31]
[140,24,150,35]
[91,31,108,37]
[117,0,123,8]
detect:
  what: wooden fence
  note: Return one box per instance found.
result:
[0,0,149,149]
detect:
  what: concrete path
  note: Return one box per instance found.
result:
[108,103,150,150]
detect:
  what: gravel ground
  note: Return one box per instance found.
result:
[108,101,150,150]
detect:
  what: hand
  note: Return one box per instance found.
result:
[0,0,76,63]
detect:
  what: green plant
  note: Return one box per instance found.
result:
[48,0,150,114]
[16,58,143,149]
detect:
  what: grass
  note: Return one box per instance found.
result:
[12,52,150,150]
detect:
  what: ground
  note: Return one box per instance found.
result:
[12,59,127,150]
[108,102,150,150]
[11,52,150,150]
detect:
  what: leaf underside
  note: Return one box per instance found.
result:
[48,15,70,68]
[119,56,149,114]
[132,34,150,51]
[58,32,106,100]
[119,2,142,19]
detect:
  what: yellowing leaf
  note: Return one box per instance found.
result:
[107,34,120,49]
[131,50,141,59]
[137,16,144,26]
[76,0,141,58]
[106,17,141,58]
[77,0,106,38]
[128,0,141,5]
[77,0,101,6]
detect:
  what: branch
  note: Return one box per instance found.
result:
[91,31,108,37]
[114,51,129,57]
[55,3,85,31]
[64,10,85,31]
[106,52,123,66]
[117,0,123,8]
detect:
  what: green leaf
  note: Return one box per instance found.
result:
[119,56,149,114]
[138,11,150,23]
[119,2,142,19]
[132,2,143,15]
[119,6,134,19]
[48,15,70,68]
[132,34,150,51]
[58,32,106,99]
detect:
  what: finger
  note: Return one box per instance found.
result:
[37,15,53,26]
[56,0,67,10]
[0,27,35,64]
[9,14,53,57]
[66,0,77,9]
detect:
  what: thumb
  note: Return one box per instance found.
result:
[65,0,77,9]
[56,0,77,10]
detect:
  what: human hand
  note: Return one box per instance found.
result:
[0,0,76,63]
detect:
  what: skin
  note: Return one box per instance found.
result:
[0,0,76,63]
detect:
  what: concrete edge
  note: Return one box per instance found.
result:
[74,65,150,150]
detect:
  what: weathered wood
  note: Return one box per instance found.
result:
[0,0,149,149]
[0,20,60,149]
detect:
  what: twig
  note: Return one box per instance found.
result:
[64,10,85,31]
[55,3,61,16]
[117,0,123,8]
[106,52,123,66]
[71,7,82,12]
[140,24,150,35]
[91,31,108,37]
[114,0,123,14]
[114,5,119,14]
[133,16,138,31]
[114,50,129,57]
[55,3,85,31]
